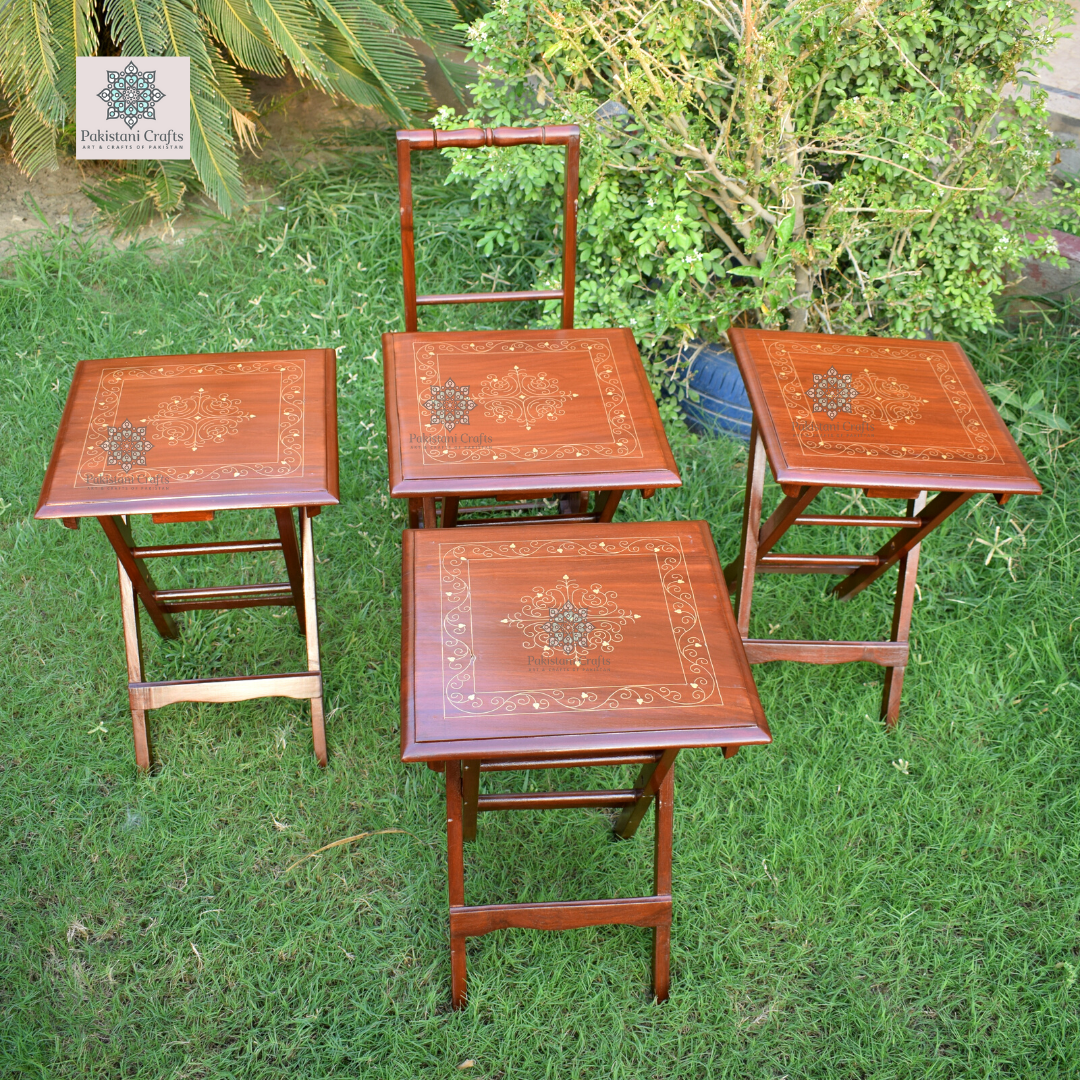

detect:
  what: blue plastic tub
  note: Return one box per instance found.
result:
[675,341,752,442]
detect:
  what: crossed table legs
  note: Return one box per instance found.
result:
[98,507,326,770]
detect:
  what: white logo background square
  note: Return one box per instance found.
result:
[76,56,190,160]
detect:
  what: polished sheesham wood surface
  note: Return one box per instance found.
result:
[403,520,769,1007]
[35,350,338,770]
[401,520,769,761]
[724,329,1042,726]
[729,329,1041,496]
[383,327,681,500]
[35,349,339,520]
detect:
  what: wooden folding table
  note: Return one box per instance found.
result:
[401,520,770,1006]
[725,329,1041,723]
[35,349,339,769]
[385,125,681,528]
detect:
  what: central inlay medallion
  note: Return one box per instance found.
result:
[502,574,639,666]
[147,388,254,452]
[477,366,575,431]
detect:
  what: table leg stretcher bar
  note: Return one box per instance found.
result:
[108,507,326,769]
[445,751,678,1008]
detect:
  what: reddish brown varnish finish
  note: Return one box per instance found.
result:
[35,349,340,770]
[401,520,770,1008]
[388,126,680,527]
[725,329,1042,725]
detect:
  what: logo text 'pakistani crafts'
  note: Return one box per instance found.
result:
[76,56,190,159]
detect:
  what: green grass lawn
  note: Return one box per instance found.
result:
[1,141,1078,1079]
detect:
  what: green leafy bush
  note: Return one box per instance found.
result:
[0,0,461,220]
[439,0,1080,382]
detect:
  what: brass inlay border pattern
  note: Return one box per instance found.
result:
[438,535,720,717]
[413,338,641,464]
[765,338,1001,464]
[76,360,306,486]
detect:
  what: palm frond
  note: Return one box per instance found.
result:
[200,0,284,76]
[154,0,246,214]
[153,160,190,211]
[49,0,98,107]
[10,102,60,175]
[382,0,458,43]
[0,0,465,209]
[103,0,166,56]
[249,0,336,94]
[312,0,428,121]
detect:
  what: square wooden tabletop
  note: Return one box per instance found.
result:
[729,329,1041,495]
[36,349,339,519]
[401,520,770,762]
[383,328,681,497]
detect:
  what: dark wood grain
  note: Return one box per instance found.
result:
[383,327,681,500]
[729,328,1041,495]
[36,349,339,520]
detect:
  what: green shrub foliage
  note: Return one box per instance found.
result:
[441,0,1080,371]
[0,0,460,219]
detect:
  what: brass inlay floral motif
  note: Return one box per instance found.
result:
[413,337,641,463]
[502,573,639,665]
[75,360,307,485]
[765,338,1001,464]
[100,418,153,472]
[477,366,576,431]
[148,388,253,451]
[438,535,719,716]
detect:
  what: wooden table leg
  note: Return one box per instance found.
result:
[408,499,421,529]
[834,490,971,600]
[461,759,480,842]
[725,420,766,636]
[274,507,307,632]
[300,508,327,766]
[446,760,468,1008]
[422,497,438,530]
[880,492,926,727]
[614,749,677,840]
[652,760,674,1003]
[98,515,179,639]
[117,554,151,771]
[441,497,461,528]
[595,489,624,523]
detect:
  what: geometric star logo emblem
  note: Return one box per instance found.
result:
[805,366,858,420]
[97,61,165,128]
[541,601,595,656]
[100,418,154,472]
[420,377,477,433]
